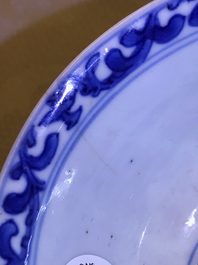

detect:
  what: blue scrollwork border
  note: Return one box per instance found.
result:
[1,0,198,264]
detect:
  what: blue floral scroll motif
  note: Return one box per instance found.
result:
[189,3,198,26]
[39,80,83,130]
[1,0,198,264]
[0,127,59,265]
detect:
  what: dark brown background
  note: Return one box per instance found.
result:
[0,0,150,171]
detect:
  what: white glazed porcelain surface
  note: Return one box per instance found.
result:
[1,0,198,265]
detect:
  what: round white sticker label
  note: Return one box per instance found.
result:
[66,255,111,265]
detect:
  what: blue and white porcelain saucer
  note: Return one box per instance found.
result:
[1,0,198,264]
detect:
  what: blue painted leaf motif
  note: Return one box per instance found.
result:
[167,0,183,10]
[10,162,23,180]
[106,14,153,74]
[153,14,185,43]
[189,3,198,26]
[78,53,103,97]
[24,133,59,170]
[62,105,83,130]
[3,132,57,214]
[21,126,38,156]
[120,27,145,47]
[45,80,77,108]
[120,15,152,47]
[39,106,83,130]
[3,177,33,214]
[0,220,21,264]
[167,0,196,11]
[26,125,37,148]
[39,82,82,130]
[86,52,100,72]
[105,39,152,73]
[25,189,40,227]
